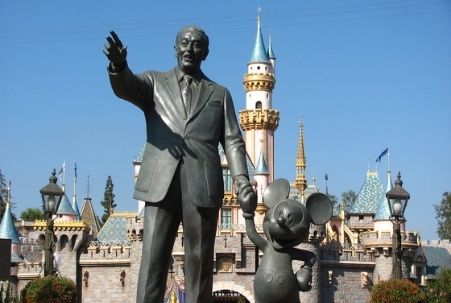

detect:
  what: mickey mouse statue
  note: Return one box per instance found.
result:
[239,178,332,303]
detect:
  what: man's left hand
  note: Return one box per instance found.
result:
[235,175,257,216]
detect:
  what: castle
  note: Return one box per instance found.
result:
[1,15,451,303]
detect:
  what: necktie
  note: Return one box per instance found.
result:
[182,75,193,114]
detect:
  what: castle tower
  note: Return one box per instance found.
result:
[0,199,22,263]
[294,121,307,202]
[240,13,279,181]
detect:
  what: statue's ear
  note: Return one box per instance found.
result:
[263,178,290,209]
[305,193,333,225]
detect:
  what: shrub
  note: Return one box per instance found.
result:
[370,278,426,303]
[425,268,451,303]
[20,276,76,303]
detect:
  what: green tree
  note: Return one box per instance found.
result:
[341,190,358,211]
[425,268,451,303]
[434,192,451,240]
[100,175,116,224]
[327,194,338,207]
[20,208,45,221]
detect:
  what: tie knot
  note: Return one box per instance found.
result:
[184,75,193,85]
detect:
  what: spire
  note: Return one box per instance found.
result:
[267,34,276,59]
[254,146,269,175]
[295,120,307,196]
[72,162,81,219]
[249,9,269,63]
[0,196,20,244]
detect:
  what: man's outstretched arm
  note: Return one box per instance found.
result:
[104,31,151,110]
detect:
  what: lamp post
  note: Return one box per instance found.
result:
[386,172,410,279]
[39,169,64,276]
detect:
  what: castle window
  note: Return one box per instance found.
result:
[256,101,262,109]
[257,66,261,70]
[221,208,232,229]
[265,66,268,71]
[223,168,232,192]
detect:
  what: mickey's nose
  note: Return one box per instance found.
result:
[277,214,286,226]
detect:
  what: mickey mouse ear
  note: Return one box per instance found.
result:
[263,178,290,209]
[306,193,333,225]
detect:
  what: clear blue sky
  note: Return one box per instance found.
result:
[1,1,450,240]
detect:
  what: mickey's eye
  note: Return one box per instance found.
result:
[286,213,295,226]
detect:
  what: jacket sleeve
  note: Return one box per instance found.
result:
[108,63,153,111]
[222,88,249,179]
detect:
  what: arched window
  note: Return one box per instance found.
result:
[59,235,69,251]
[255,101,262,109]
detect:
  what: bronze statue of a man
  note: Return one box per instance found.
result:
[104,27,256,303]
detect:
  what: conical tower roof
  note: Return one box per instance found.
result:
[350,170,385,214]
[72,198,81,219]
[249,15,269,63]
[57,194,77,216]
[0,202,20,244]
[254,148,269,175]
[374,171,393,220]
[267,35,276,59]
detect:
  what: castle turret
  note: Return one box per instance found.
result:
[0,199,22,263]
[240,13,279,181]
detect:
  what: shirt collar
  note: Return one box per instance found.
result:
[175,67,202,85]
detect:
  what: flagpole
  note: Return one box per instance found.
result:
[387,148,391,172]
[62,161,66,193]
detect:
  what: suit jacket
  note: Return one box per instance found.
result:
[109,66,248,208]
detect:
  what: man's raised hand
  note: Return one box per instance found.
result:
[104,31,127,69]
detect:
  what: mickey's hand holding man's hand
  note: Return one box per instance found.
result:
[235,175,257,218]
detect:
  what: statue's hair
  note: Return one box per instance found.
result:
[176,26,209,48]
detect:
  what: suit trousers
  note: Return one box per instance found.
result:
[136,164,220,303]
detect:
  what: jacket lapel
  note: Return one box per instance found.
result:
[188,78,213,122]
[164,69,188,120]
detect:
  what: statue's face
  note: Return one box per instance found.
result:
[175,29,209,75]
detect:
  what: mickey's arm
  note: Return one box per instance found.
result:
[290,248,316,291]
[244,214,267,251]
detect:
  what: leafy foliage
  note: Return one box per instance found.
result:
[341,190,358,211]
[20,208,44,221]
[425,268,451,303]
[0,281,16,303]
[434,192,451,240]
[100,176,116,224]
[370,279,426,303]
[20,276,76,303]
[327,194,338,207]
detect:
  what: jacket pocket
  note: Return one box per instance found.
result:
[135,155,159,193]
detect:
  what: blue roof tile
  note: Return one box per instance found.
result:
[254,149,269,175]
[57,194,77,216]
[350,171,385,214]
[0,204,20,244]
[249,18,269,63]
[423,246,451,276]
[97,215,128,242]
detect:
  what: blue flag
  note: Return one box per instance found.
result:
[376,148,388,162]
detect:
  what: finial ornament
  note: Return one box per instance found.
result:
[49,169,58,184]
[395,172,403,187]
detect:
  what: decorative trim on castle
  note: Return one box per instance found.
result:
[33,220,90,232]
[243,73,275,92]
[239,109,279,131]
